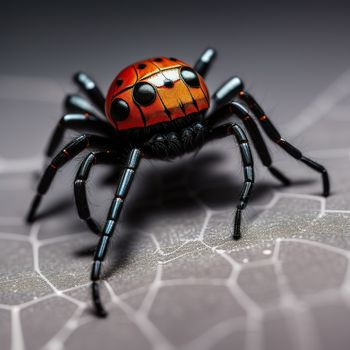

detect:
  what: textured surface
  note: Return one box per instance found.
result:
[2,68,350,349]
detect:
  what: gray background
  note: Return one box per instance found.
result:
[1,1,350,349]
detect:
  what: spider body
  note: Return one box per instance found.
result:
[26,48,330,317]
[105,57,209,132]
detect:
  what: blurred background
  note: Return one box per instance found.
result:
[1,0,350,156]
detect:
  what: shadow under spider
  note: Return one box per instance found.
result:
[76,150,293,279]
[40,149,313,279]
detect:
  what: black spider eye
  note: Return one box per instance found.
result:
[110,98,129,121]
[133,82,156,106]
[180,67,200,87]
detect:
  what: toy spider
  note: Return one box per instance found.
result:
[26,48,330,317]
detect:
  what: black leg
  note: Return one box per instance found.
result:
[206,101,290,186]
[64,94,99,116]
[45,114,115,158]
[194,48,217,78]
[211,76,244,110]
[74,151,120,235]
[206,123,255,240]
[26,134,107,223]
[73,72,106,115]
[239,91,330,196]
[90,148,142,317]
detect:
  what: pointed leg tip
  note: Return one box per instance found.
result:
[25,213,35,224]
[282,179,291,186]
[232,234,241,241]
[95,308,107,318]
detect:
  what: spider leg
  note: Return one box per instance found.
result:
[64,94,100,116]
[26,134,107,223]
[194,48,217,78]
[74,151,121,235]
[45,114,115,159]
[90,148,142,317]
[239,91,330,196]
[211,76,244,110]
[73,72,106,115]
[206,98,291,186]
[206,123,254,240]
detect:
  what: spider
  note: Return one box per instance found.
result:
[26,48,330,317]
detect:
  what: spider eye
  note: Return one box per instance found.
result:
[110,98,129,121]
[133,82,156,106]
[180,67,200,87]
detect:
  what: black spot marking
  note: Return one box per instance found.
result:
[154,58,163,62]
[116,79,123,86]
[110,99,129,121]
[133,82,156,106]
[137,63,146,69]
[181,67,200,88]
[164,79,174,88]
[169,57,177,61]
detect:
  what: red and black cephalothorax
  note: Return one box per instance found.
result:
[26,48,330,318]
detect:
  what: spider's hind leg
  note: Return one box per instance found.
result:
[207,79,291,186]
[239,91,330,196]
[73,72,106,115]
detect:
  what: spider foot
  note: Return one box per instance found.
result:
[92,281,107,318]
[26,194,42,223]
[232,208,242,240]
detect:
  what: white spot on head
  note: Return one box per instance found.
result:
[147,69,179,87]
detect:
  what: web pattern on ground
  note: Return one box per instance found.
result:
[1,71,350,350]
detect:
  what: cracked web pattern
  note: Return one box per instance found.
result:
[1,70,350,350]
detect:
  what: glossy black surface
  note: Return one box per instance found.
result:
[180,67,200,87]
[194,48,216,78]
[132,82,156,106]
[110,98,130,121]
[73,72,106,114]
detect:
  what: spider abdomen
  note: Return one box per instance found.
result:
[105,57,210,132]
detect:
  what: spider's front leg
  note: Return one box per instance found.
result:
[206,123,255,240]
[91,148,142,317]
[74,151,121,235]
[26,134,107,223]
